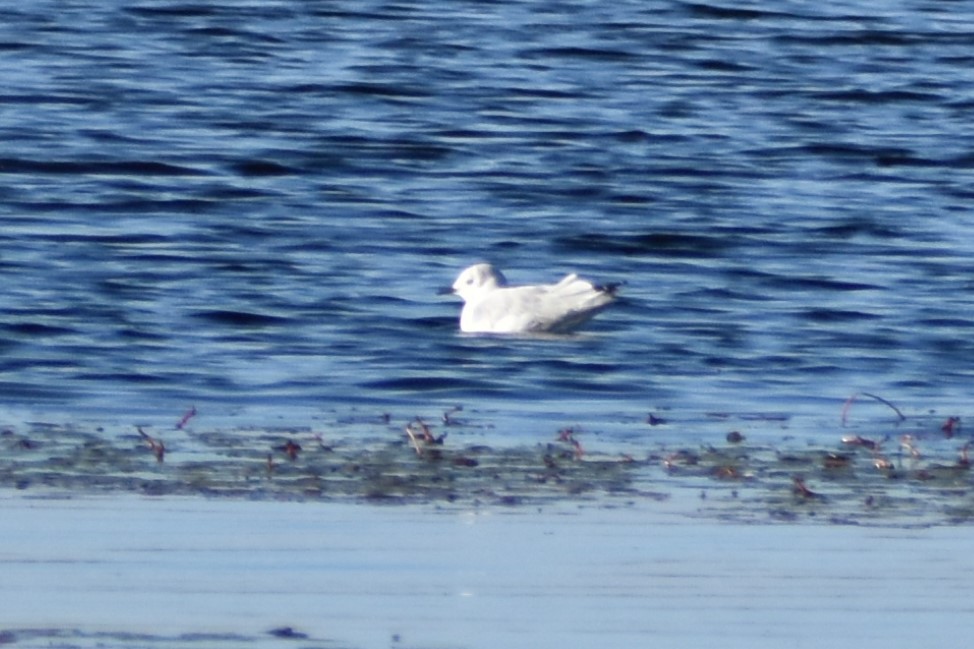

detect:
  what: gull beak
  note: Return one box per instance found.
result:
[437,285,456,296]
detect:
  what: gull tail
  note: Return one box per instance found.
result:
[597,280,625,295]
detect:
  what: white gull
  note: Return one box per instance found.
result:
[441,263,620,334]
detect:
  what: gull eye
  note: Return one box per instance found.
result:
[466,278,474,285]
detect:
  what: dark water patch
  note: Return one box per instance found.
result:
[916,316,974,330]
[813,89,943,105]
[520,46,639,63]
[123,4,224,19]
[331,81,433,100]
[500,86,594,101]
[209,259,302,278]
[760,274,882,293]
[608,193,655,205]
[943,151,974,169]
[796,143,919,166]
[813,220,902,240]
[0,93,101,107]
[683,286,773,304]
[556,232,737,258]
[0,41,32,52]
[543,377,648,395]
[186,25,286,46]
[28,232,173,246]
[360,375,498,393]
[694,58,757,73]
[282,82,335,95]
[228,159,301,177]
[682,2,784,21]
[2,322,78,337]
[874,152,946,168]
[0,381,86,402]
[541,358,621,375]
[76,371,170,385]
[433,127,507,142]
[198,184,276,201]
[116,326,169,342]
[410,315,456,332]
[367,208,429,222]
[0,158,208,176]
[775,29,973,48]
[8,197,222,214]
[611,128,655,143]
[79,128,164,148]
[800,308,882,323]
[191,310,291,328]
[313,134,454,164]
[820,330,904,353]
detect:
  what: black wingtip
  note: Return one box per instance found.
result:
[597,280,625,295]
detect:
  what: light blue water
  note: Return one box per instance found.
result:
[2,0,974,439]
[5,496,974,648]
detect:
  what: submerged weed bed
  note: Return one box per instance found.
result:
[1,404,971,526]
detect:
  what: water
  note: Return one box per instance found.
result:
[5,495,974,649]
[3,0,974,438]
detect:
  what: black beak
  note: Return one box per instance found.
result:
[437,285,456,296]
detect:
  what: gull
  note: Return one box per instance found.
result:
[440,263,620,334]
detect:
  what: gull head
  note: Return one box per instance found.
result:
[444,263,508,302]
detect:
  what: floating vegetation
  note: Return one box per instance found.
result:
[0,417,650,507]
[0,627,343,649]
[1,397,972,526]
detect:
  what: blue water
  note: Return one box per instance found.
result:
[2,0,974,438]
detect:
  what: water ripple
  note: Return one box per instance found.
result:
[1,0,973,433]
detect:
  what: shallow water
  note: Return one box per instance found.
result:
[2,0,974,437]
[3,495,973,649]
[3,403,972,527]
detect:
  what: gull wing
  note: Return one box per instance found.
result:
[463,275,616,333]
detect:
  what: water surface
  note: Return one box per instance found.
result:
[2,0,973,441]
[3,495,972,649]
